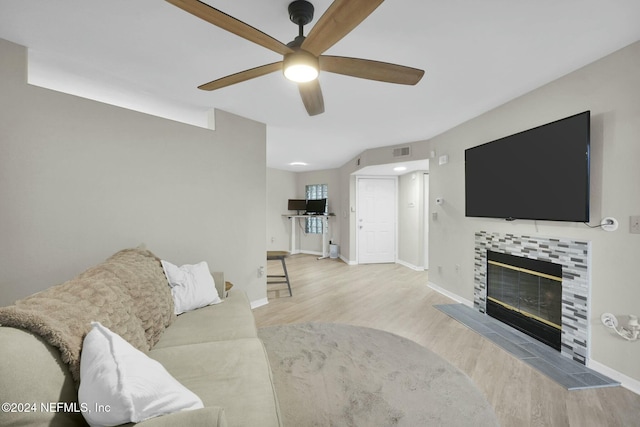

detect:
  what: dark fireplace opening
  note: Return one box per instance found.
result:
[486,251,562,351]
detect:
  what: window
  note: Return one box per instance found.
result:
[305,184,327,234]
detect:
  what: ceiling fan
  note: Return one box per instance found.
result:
[166,0,425,116]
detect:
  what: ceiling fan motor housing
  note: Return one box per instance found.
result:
[288,0,315,26]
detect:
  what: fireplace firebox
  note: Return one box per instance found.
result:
[486,250,562,351]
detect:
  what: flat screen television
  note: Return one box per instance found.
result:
[465,111,590,222]
[306,198,327,215]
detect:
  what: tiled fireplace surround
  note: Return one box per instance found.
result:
[474,231,590,364]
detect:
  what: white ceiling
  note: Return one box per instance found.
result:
[1,1,638,172]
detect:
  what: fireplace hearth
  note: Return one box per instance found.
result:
[486,250,562,350]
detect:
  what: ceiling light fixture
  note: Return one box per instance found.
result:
[393,166,407,172]
[289,161,308,166]
[283,50,319,83]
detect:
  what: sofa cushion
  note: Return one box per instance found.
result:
[79,322,203,426]
[127,407,227,427]
[152,291,258,349]
[0,327,86,426]
[149,338,282,427]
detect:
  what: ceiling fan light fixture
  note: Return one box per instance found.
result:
[283,50,319,83]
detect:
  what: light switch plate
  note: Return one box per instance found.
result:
[631,215,640,234]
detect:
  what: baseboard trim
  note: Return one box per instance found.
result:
[250,298,269,309]
[427,281,473,307]
[588,360,640,395]
[299,250,323,256]
[396,259,425,271]
[339,255,356,265]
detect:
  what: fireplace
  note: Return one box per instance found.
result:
[474,232,591,364]
[486,251,562,350]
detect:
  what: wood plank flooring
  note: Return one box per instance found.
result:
[253,254,640,427]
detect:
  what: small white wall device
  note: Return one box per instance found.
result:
[600,217,618,232]
[601,313,640,341]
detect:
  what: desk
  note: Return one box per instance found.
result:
[284,214,333,259]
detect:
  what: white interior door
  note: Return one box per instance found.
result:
[357,177,396,264]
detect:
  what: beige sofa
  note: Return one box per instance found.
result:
[0,248,282,427]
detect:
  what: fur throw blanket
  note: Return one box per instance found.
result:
[0,248,175,384]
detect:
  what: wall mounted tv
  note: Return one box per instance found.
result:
[465,111,590,222]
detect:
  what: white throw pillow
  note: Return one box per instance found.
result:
[78,322,203,427]
[161,260,222,315]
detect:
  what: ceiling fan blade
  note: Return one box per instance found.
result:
[320,56,424,85]
[301,0,385,56]
[198,62,282,91]
[166,0,293,56]
[298,79,325,116]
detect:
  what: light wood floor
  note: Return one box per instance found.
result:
[254,254,640,427]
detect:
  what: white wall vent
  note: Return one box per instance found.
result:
[392,146,411,158]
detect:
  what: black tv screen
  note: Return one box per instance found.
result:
[465,111,590,222]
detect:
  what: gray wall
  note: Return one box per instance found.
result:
[397,171,428,269]
[0,39,267,306]
[266,168,297,252]
[335,41,640,383]
[426,41,640,383]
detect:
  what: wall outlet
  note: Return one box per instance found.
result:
[631,215,640,234]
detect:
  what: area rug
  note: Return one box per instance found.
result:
[258,322,499,427]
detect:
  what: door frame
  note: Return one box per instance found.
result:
[355,176,398,265]
[423,172,429,270]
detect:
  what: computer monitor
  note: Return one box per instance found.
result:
[306,198,327,215]
[288,199,307,214]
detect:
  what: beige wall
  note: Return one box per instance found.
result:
[336,41,640,384]
[0,39,268,306]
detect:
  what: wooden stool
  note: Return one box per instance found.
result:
[266,251,292,297]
